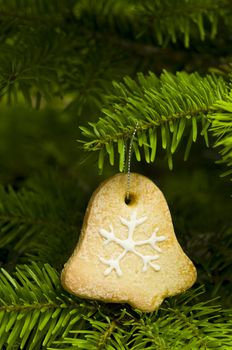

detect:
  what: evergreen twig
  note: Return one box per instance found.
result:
[80,71,228,171]
[210,96,232,178]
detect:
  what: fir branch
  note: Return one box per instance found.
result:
[0,29,60,106]
[80,71,228,171]
[0,1,231,110]
[0,262,95,350]
[49,287,232,350]
[0,27,131,112]
[1,262,231,349]
[0,172,85,269]
[61,39,131,116]
[210,97,232,178]
[74,0,232,48]
[1,0,232,50]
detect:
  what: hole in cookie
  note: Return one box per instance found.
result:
[124,193,136,205]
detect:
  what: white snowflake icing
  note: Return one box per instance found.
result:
[98,211,166,276]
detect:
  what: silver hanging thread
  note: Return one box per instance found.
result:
[124,123,139,201]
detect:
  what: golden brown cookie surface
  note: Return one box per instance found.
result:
[61,173,197,312]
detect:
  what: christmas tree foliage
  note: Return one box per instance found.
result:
[0,0,232,349]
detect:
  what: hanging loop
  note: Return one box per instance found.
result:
[124,123,139,202]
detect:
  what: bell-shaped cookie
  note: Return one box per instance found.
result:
[61,173,197,312]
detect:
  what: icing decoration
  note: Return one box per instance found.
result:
[99,210,166,276]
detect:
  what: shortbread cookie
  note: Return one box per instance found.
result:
[61,173,197,312]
